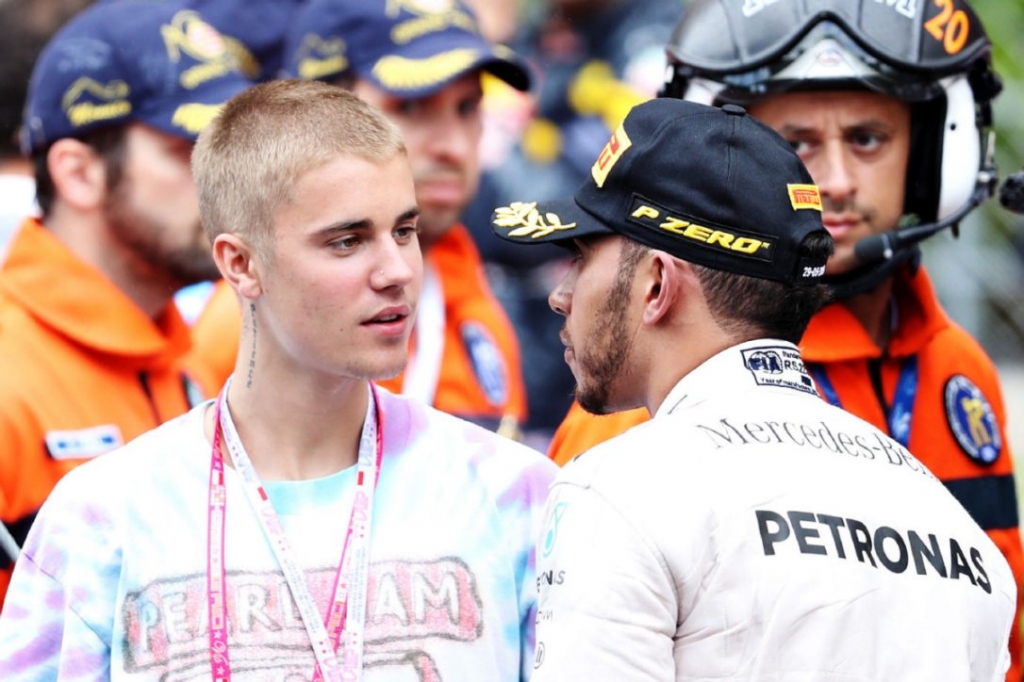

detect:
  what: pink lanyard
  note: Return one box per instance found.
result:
[207,382,384,682]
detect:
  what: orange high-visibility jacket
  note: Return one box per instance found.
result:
[548,266,1023,680]
[0,220,215,607]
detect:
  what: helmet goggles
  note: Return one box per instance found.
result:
[667,0,992,103]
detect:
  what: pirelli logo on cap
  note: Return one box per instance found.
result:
[628,196,775,262]
[788,184,823,211]
[591,122,631,188]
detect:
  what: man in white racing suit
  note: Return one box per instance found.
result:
[490,97,1016,681]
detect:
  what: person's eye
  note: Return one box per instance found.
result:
[787,138,814,157]
[849,130,885,153]
[330,235,360,251]
[394,224,419,242]
[396,99,421,116]
[458,97,482,118]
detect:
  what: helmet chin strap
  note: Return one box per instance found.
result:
[824,242,921,301]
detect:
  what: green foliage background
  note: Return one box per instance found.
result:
[977,0,1024,234]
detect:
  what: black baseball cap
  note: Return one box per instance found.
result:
[491,98,830,285]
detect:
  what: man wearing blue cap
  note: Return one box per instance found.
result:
[492,98,1016,679]
[0,0,251,607]
[192,0,532,437]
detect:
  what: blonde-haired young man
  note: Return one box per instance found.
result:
[0,79,555,681]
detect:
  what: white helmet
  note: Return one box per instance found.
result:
[662,0,1001,293]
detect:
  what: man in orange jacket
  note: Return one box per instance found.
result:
[550,0,1024,676]
[0,1,251,607]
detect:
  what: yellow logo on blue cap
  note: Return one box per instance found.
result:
[295,35,349,81]
[373,48,481,92]
[172,103,226,134]
[222,36,261,80]
[387,0,478,44]
[61,78,132,128]
[161,11,236,90]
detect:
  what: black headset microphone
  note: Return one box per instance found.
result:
[998,169,1024,215]
[853,193,985,265]
[854,147,998,266]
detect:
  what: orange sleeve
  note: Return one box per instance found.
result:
[548,401,649,466]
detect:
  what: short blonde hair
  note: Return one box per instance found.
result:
[192,79,406,254]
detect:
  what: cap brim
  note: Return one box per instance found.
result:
[363,33,531,98]
[491,195,614,248]
[139,72,251,141]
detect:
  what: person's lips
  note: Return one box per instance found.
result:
[822,214,860,241]
[363,305,412,337]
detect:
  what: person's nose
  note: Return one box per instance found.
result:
[372,237,419,290]
[548,267,577,317]
[812,141,857,206]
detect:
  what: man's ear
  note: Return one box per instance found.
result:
[642,251,697,326]
[213,233,263,300]
[47,138,107,210]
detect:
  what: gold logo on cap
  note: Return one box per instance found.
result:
[161,11,237,90]
[171,103,225,134]
[373,49,480,91]
[386,0,477,44]
[222,36,261,80]
[295,35,349,81]
[787,184,823,211]
[591,122,631,188]
[493,202,577,239]
[388,0,457,14]
[61,77,132,128]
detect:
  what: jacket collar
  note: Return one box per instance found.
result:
[1,218,192,366]
[801,266,949,363]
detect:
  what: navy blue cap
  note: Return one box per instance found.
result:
[491,99,831,286]
[179,0,305,81]
[22,0,252,153]
[283,0,531,97]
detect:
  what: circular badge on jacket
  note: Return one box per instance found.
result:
[461,321,508,407]
[944,375,1002,466]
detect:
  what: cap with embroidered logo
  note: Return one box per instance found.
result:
[490,98,830,285]
[282,0,531,97]
[22,0,252,154]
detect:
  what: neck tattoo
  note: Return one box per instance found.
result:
[246,302,257,388]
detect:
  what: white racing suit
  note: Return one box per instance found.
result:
[533,340,1015,681]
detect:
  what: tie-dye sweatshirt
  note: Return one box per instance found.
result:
[0,387,556,681]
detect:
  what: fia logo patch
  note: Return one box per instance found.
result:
[741,346,817,394]
[944,375,1002,465]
